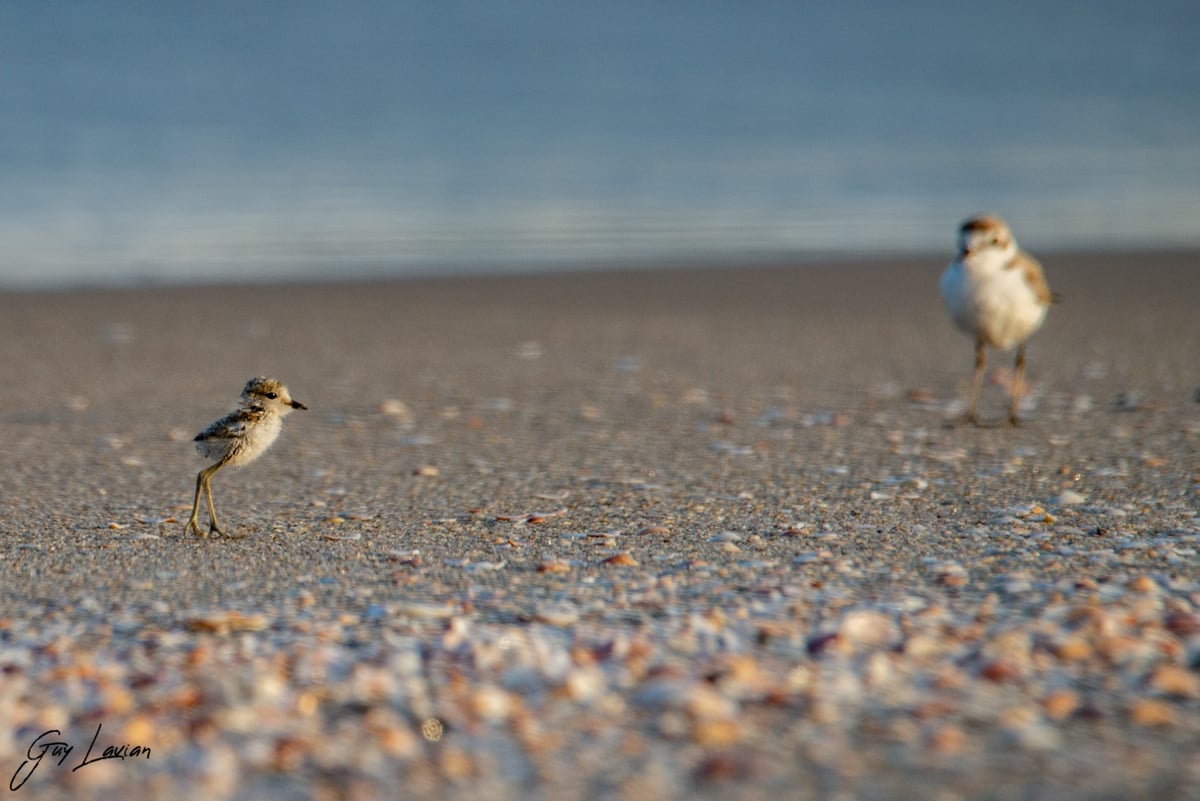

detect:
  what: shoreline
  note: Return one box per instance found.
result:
[0,245,1195,294]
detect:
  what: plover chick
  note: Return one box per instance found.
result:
[940,215,1054,426]
[184,377,307,537]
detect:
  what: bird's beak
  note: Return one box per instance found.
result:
[291,400,308,410]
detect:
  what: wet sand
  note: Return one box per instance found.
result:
[1,251,1198,800]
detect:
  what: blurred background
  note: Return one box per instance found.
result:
[1,0,1197,288]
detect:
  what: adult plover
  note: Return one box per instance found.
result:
[940,215,1053,425]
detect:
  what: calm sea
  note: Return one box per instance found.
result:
[1,1,1198,286]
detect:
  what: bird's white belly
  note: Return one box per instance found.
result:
[196,414,283,466]
[226,416,282,466]
[942,266,1047,350]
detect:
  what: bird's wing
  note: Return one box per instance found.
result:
[194,409,258,442]
[1009,250,1054,305]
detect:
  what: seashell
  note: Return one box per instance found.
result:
[1052,489,1087,506]
[1049,635,1093,662]
[396,601,457,619]
[979,660,1022,683]
[839,609,899,649]
[907,387,936,404]
[565,666,606,702]
[1164,611,1200,636]
[525,508,567,524]
[1147,664,1200,698]
[1129,698,1175,726]
[1041,689,1080,720]
[534,602,580,626]
[1127,575,1158,594]
[933,561,968,587]
[184,611,268,634]
[515,341,544,360]
[321,531,362,541]
[378,399,414,421]
[927,724,966,754]
[421,717,445,741]
[471,685,514,723]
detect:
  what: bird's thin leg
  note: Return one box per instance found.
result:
[964,338,986,425]
[202,465,222,535]
[1009,343,1027,426]
[200,463,241,538]
[203,463,249,538]
[185,468,208,536]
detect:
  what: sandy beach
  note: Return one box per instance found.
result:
[1,251,1198,800]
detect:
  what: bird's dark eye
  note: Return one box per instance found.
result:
[266,392,278,400]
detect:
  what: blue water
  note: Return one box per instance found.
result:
[2,1,1198,286]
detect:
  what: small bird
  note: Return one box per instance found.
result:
[940,215,1054,426]
[184,377,307,537]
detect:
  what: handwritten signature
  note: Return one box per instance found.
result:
[10,724,150,791]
